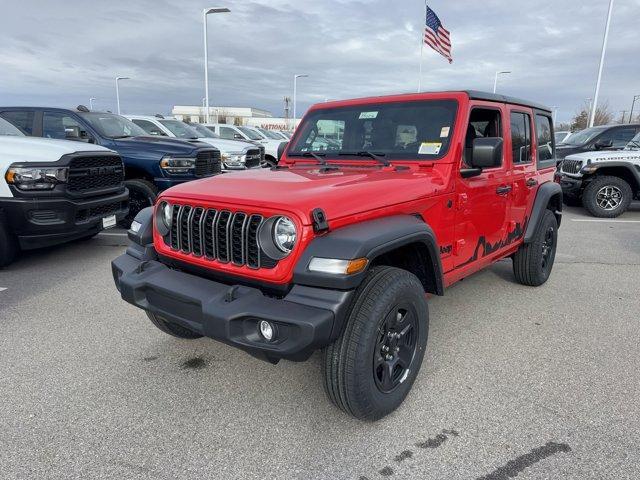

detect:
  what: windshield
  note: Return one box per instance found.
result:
[238,127,264,140]
[257,128,283,140]
[554,132,568,143]
[561,126,607,146]
[159,120,199,139]
[288,100,458,160]
[79,113,147,138]
[190,123,219,138]
[626,132,640,150]
[0,118,25,136]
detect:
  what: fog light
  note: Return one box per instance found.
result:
[259,320,274,341]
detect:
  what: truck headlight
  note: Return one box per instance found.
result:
[155,201,172,236]
[159,156,196,174]
[5,166,68,190]
[258,215,297,259]
[221,152,245,166]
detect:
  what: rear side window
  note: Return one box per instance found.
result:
[510,112,532,164]
[132,119,166,136]
[0,111,35,135]
[219,126,237,139]
[535,114,554,164]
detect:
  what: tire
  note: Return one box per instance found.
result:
[261,156,277,168]
[513,209,558,287]
[0,219,18,268]
[120,179,158,228]
[146,312,203,339]
[582,175,632,218]
[322,266,429,421]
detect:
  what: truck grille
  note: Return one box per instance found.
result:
[195,150,222,177]
[561,159,583,175]
[258,145,266,165]
[245,149,261,169]
[167,205,276,269]
[67,155,124,193]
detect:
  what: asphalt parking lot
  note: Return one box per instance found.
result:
[1,204,639,480]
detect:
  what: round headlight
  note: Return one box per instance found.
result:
[155,201,172,236]
[273,216,296,253]
[162,202,172,229]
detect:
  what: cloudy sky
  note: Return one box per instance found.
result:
[0,0,638,124]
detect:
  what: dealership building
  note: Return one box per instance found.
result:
[171,106,300,130]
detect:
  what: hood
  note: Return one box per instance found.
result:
[0,136,113,163]
[161,164,449,225]
[112,136,214,155]
[565,149,640,163]
[193,137,256,153]
[555,144,583,160]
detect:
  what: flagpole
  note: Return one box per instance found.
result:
[418,0,427,93]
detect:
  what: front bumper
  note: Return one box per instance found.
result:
[558,174,583,198]
[112,248,354,362]
[0,189,129,249]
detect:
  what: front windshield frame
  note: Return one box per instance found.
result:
[0,117,25,136]
[79,112,147,138]
[288,99,459,161]
[561,126,607,146]
[238,126,264,140]
[159,119,199,139]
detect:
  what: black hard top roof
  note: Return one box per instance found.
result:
[464,90,552,113]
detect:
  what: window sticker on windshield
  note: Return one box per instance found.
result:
[359,111,378,120]
[419,142,442,155]
[440,127,450,138]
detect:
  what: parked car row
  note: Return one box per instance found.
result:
[0,105,290,266]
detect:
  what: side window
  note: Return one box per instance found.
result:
[510,112,532,164]
[0,111,35,135]
[535,114,554,162]
[43,112,91,141]
[611,128,636,148]
[219,126,237,139]
[132,119,166,136]
[464,108,502,167]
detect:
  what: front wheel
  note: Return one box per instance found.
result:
[120,179,158,228]
[322,266,429,421]
[582,175,632,218]
[512,209,558,286]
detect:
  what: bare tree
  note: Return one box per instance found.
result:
[570,100,614,131]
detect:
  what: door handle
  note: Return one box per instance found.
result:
[526,178,538,187]
[496,185,512,195]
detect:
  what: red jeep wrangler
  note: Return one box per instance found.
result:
[112,91,562,420]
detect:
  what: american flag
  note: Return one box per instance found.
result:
[424,6,452,63]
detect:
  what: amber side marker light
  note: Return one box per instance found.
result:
[308,257,369,275]
[5,170,16,183]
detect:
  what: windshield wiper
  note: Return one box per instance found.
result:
[338,151,390,166]
[289,151,328,165]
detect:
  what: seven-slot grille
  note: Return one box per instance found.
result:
[245,149,261,169]
[195,150,222,177]
[561,159,583,175]
[67,155,124,193]
[167,205,271,269]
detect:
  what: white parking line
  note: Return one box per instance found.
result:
[571,218,640,223]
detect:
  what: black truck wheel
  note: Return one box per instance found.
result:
[513,209,558,287]
[146,312,203,339]
[582,175,632,218]
[121,179,158,228]
[0,219,18,268]
[322,266,429,421]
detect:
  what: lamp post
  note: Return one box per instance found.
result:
[115,77,130,114]
[203,6,230,124]
[552,106,558,124]
[589,0,614,128]
[629,95,640,124]
[493,71,511,94]
[293,74,309,130]
[89,98,96,111]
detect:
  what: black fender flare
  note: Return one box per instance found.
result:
[524,182,563,243]
[583,161,640,190]
[293,215,444,294]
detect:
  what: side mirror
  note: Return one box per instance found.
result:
[470,137,503,168]
[234,133,244,140]
[277,141,288,162]
[594,138,613,149]
[65,126,81,139]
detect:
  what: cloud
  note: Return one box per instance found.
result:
[0,0,638,124]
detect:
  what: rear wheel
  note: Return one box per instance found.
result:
[0,219,18,268]
[146,312,203,339]
[322,266,429,421]
[121,179,158,227]
[513,209,558,286]
[582,175,632,218]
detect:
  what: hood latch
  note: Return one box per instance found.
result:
[311,208,329,233]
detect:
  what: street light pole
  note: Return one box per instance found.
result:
[293,74,309,131]
[493,71,511,94]
[203,6,230,124]
[89,98,96,111]
[629,95,640,124]
[115,77,130,115]
[589,0,614,128]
